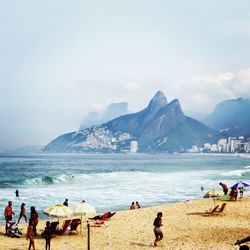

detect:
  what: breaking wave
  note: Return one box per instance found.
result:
[219,168,250,177]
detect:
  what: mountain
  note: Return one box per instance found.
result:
[80,102,129,129]
[202,97,250,137]
[44,91,220,153]
[2,145,43,154]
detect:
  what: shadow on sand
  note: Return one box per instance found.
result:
[130,241,155,248]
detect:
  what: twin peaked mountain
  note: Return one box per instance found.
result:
[44,91,220,153]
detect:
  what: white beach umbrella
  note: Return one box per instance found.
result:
[44,204,73,218]
[72,201,96,235]
[73,201,96,217]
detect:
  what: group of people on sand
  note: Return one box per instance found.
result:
[219,182,245,201]
[4,200,41,250]
[129,201,141,209]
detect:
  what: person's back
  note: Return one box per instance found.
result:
[5,205,12,217]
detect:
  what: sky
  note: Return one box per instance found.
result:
[1,0,250,150]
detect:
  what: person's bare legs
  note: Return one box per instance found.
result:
[29,238,35,250]
[154,232,163,246]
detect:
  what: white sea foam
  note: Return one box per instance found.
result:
[1,154,250,223]
[218,169,250,177]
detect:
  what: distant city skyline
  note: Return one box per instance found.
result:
[1,0,250,150]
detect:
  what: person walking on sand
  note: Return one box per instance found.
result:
[4,201,15,234]
[44,221,51,250]
[30,206,39,236]
[153,212,163,246]
[26,221,35,250]
[18,203,27,224]
[219,182,228,195]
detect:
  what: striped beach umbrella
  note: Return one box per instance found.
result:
[231,181,250,189]
[44,204,73,218]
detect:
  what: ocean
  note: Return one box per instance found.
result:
[0,153,249,223]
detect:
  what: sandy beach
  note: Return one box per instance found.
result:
[0,198,249,250]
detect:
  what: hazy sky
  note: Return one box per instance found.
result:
[1,0,250,150]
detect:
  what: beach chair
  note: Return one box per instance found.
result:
[94,212,109,226]
[70,218,81,233]
[57,219,71,235]
[6,220,22,238]
[50,221,59,235]
[107,212,116,220]
[203,205,220,215]
[203,203,227,216]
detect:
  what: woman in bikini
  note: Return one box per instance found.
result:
[26,220,35,250]
[29,206,39,236]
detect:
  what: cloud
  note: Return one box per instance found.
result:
[192,72,234,87]
[181,67,250,113]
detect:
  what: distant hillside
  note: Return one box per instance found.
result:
[203,97,250,137]
[80,102,129,129]
[2,145,43,154]
[44,91,220,153]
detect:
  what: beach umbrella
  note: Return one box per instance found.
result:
[72,201,96,235]
[44,204,73,218]
[203,189,224,198]
[73,201,96,217]
[231,181,250,189]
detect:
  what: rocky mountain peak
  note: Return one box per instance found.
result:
[147,91,168,112]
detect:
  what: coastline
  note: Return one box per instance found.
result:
[186,152,250,159]
[1,197,249,249]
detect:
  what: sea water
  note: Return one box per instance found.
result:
[0,153,250,223]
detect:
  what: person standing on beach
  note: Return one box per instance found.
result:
[26,221,35,250]
[18,203,27,224]
[44,221,51,250]
[153,212,163,246]
[15,189,19,197]
[4,201,15,234]
[219,182,228,195]
[29,206,39,236]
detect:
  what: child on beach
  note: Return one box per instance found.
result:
[18,203,27,224]
[44,221,51,250]
[239,187,245,198]
[26,221,35,250]
[153,212,163,246]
